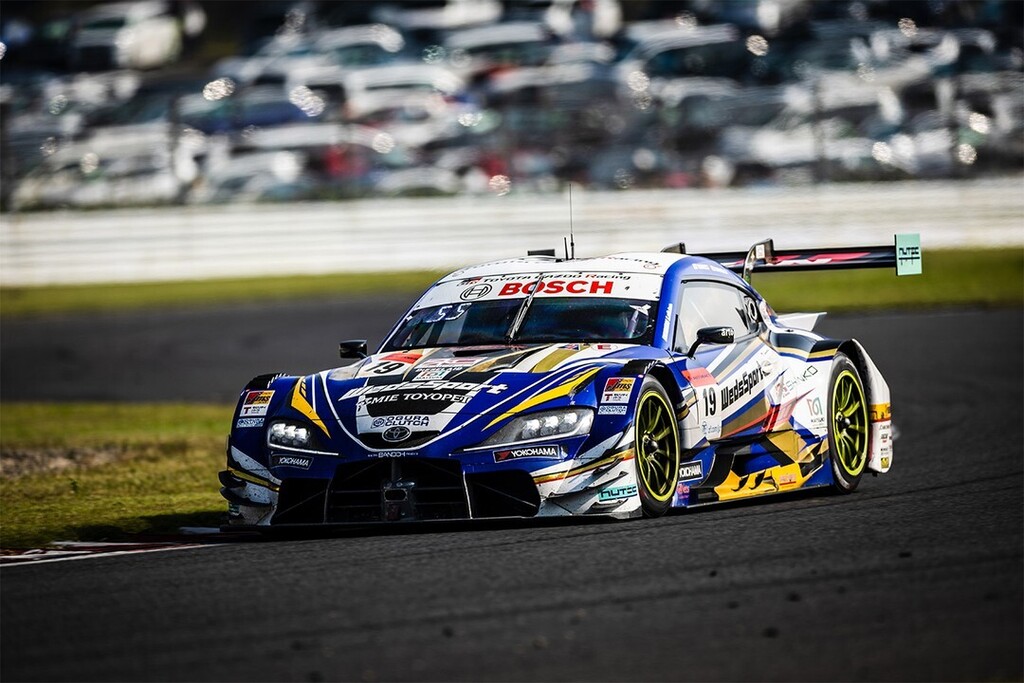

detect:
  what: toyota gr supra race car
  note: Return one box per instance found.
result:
[220,235,922,527]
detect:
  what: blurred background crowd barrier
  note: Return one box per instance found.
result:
[1,0,1021,213]
[2,178,1020,285]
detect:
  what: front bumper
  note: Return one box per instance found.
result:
[221,442,640,527]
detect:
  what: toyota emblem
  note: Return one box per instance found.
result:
[460,283,492,300]
[382,425,412,442]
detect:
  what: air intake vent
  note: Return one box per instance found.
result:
[326,458,468,523]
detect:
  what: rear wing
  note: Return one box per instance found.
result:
[663,234,922,283]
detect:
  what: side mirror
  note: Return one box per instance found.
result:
[339,339,368,359]
[686,326,734,357]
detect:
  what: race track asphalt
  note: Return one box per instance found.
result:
[1,304,1021,682]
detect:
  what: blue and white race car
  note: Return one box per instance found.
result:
[220,236,921,527]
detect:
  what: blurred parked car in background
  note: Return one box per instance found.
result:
[69,1,185,71]
[1,0,1020,210]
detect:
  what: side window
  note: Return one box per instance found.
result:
[675,282,758,351]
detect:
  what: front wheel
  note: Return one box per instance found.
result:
[633,378,681,517]
[827,353,869,493]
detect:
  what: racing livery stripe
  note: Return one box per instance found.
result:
[530,347,583,373]
[485,366,602,429]
[227,467,280,492]
[290,378,330,437]
[533,448,636,485]
[463,348,537,374]
[705,340,758,377]
[720,395,770,438]
[776,347,836,360]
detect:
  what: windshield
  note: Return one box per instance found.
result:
[383,297,656,350]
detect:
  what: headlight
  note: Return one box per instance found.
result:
[267,421,317,450]
[482,408,594,447]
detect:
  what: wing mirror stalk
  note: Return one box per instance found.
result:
[686,326,735,357]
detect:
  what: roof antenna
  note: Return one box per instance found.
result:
[568,183,576,260]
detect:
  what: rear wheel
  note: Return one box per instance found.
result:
[828,353,869,493]
[634,378,681,517]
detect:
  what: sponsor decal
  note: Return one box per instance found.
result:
[371,415,430,429]
[598,404,628,416]
[776,253,870,268]
[417,358,480,370]
[720,367,768,410]
[598,484,637,502]
[779,473,797,485]
[369,450,411,458]
[601,378,635,404]
[880,456,891,469]
[414,368,453,381]
[679,460,703,480]
[385,391,469,404]
[240,390,274,417]
[870,403,891,422]
[494,445,561,462]
[683,367,716,387]
[498,280,615,296]
[675,483,691,504]
[364,394,401,406]
[896,234,922,276]
[604,255,662,270]
[271,454,312,469]
[699,420,721,440]
[460,283,493,300]
[774,365,818,399]
[661,302,673,344]
[342,380,508,400]
[807,397,824,416]
[382,426,412,442]
[235,417,264,428]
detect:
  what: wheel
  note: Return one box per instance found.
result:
[633,377,681,517]
[827,353,869,493]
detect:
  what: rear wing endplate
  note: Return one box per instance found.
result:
[663,234,922,283]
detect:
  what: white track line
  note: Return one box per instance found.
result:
[0,543,220,568]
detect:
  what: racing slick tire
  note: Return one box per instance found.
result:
[633,377,681,517]
[827,353,869,493]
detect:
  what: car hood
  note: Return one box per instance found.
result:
[314,343,648,450]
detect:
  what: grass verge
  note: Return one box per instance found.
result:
[1,249,1021,318]
[0,270,447,317]
[1,403,232,549]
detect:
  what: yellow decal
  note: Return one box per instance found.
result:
[227,467,280,492]
[713,463,806,502]
[530,347,582,373]
[485,367,601,429]
[533,448,635,485]
[870,403,891,422]
[290,378,331,437]
[776,347,836,361]
[465,348,532,374]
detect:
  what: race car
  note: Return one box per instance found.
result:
[220,235,921,527]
